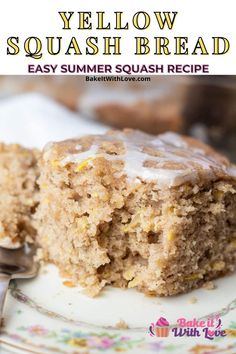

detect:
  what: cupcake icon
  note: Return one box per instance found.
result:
[155,317,170,337]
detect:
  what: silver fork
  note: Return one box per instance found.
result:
[0,244,39,327]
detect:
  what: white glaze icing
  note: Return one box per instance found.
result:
[56,131,236,187]
[227,166,236,177]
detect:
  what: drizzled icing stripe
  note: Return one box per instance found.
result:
[57,131,236,187]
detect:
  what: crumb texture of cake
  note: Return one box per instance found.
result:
[0,143,39,248]
[36,129,236,296]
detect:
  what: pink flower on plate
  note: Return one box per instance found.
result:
[100,337,114,349]
[27,325,49,336]
[87,336,114,349]
[10,334,22,341]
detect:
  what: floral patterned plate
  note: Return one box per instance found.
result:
[1,264,236,354]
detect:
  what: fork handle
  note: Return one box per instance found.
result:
[0,273,11,329]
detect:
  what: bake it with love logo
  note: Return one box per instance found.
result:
[149,316,227,340]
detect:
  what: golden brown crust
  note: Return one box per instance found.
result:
[95,98,183,134]
[43,129,236,188]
